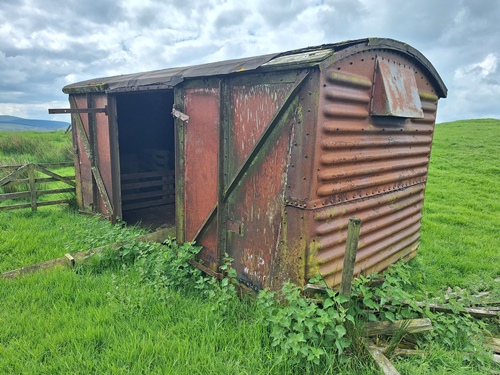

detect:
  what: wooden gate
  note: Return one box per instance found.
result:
[0,163,75,211]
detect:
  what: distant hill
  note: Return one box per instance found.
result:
[0,115,70,132]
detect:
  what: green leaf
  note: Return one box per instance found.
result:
[304,319,315,332]
[384,311,395,322]
[335,324,346,337]
[336,294,350,304]
[323,298,334,309]
[363,297,379,310]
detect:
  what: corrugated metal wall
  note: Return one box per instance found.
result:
[308,50,439,287]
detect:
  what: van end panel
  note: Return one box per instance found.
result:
[308,184,425,286]
[309,48,440,287]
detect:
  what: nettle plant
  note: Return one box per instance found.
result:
[256,282,354,366]
[350,263,490,367]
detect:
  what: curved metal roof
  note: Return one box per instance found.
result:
[63,38,447,98]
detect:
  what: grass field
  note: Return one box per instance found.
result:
[0,131,72,165]
[0,120,499,374]
[418,119,500,292]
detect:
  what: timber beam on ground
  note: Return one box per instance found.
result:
[0,228,172,279]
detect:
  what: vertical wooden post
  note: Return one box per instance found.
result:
[28,163,37,212]
[216,79,230,270]
[340,217,362,297]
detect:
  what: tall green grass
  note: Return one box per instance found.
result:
[0,131,73,165]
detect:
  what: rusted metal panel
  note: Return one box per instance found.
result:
[220,72,310,290]
[309,184,425,286]
[285,71,321,205]
[70,94,114,217]
[228,82,293,176]
[72,95,93,209]
[312,50,437,206]
[226,102,297,291]
[301,48,441,288]
[370,57,424,118]
[106,96,122,220]
[94,94,114,216]
[183,86,220,267]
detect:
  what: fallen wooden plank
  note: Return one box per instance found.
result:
[493,353,500,364]
[303,283,327,294]
[366,342,401,375]
[416,302,499,318]
[390,348,425,358]
[0,257,68,279]
[374,343,424,358]
[486,337,500,354]
[65,253,75,267]
[0,228,173,279]
[363,319,433,337]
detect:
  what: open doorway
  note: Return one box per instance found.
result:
[115,90,175,230]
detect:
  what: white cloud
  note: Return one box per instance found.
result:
[0,0,499,122]
[441,53,500,120]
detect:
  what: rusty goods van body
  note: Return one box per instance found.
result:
[60,38,447,290]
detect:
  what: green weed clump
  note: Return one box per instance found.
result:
[256,282,352,369]
[351,263,493,371]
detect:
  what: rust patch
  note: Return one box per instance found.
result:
[370,57,424,118]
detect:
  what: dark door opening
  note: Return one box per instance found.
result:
[115,90,175,230]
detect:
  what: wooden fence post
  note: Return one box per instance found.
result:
[340,217,362,298]
[28,163,37,212]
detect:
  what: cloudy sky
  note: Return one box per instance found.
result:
[0,0,498,123]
